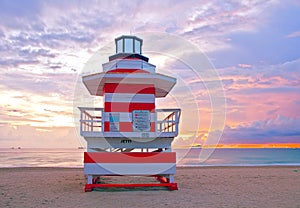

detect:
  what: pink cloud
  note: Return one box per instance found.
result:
[238,63,252,68]
[0,124,81,148]
[286,31,300,38]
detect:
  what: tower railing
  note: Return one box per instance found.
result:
[78,107,181,136]
[78,107,104,133]
[156,109,181,135]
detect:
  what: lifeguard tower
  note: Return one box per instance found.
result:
[79,35,181,191]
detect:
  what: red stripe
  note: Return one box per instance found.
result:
[107,69,149,74]
[84,152,176,163]
[104,83,155,94]
[104,102,155,112]
[119,122,132,131]
[85,183,177,189]
[150,123,155,132]
[103,122,156,132]
[104,122,110,131]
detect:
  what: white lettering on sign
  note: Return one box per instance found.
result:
[132,110,150,132]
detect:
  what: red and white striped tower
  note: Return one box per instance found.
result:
[79,35,181,191]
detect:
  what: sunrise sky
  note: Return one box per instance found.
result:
[0,0,299,148]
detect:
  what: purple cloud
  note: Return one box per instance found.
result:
[222,115,300,144]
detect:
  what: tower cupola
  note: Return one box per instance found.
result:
[115,35,142,54]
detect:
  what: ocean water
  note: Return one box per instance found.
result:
[0,148,299,168]
[176,148,300,167]
[0,148,84,168]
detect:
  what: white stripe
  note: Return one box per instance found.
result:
[102,59,156,73]
[104,93,155,103]
[103,112,156,122]
[83,73,176,84]
[84,163,176,175]
[83,73,176,97]
[81,132,178,139]
[85,137,173,149]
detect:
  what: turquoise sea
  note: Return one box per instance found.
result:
[0,148,299,168]
[177,148,300,167]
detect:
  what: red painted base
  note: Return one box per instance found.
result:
[84,176,178,192]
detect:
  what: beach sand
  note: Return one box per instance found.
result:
[0,166,299,208]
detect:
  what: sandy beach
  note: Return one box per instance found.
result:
[0,166,299,208]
